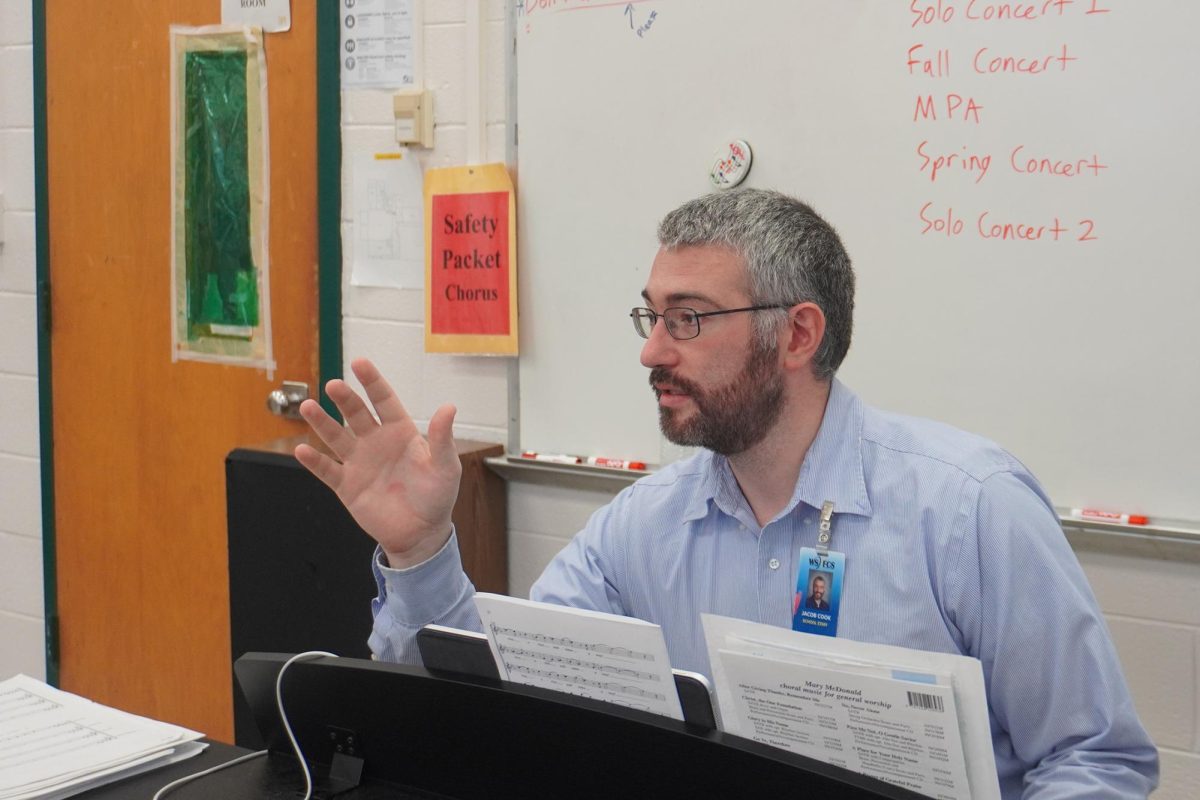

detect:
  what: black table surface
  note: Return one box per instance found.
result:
[80,740,444,800]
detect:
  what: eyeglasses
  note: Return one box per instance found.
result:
[629,305,787,341]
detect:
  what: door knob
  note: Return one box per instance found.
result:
[267,381,309,419]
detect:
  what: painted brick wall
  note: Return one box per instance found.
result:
[1074,539,1200,797]
[0,0,45,682]
[339,0,510,446]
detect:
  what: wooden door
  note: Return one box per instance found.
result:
[46,1,319,741]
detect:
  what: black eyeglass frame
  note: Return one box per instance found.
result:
[629,304,789,341]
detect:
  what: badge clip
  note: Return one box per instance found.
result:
[817,500,835,556]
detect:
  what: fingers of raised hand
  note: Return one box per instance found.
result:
[352,358,411,426]
[298,398,356,461]
[325,378,380,437]
[294,443,345,492]
[426,403,461,473]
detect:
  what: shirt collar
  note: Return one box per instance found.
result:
[793,378,872,518]
[682,378,873,524]
[682,450,722,523]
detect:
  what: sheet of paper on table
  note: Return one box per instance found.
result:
[0,674,206,800]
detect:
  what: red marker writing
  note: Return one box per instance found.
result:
[1070,508,1148,526]
[587,456,648,471]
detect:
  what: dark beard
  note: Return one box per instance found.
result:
[650,341,784,456]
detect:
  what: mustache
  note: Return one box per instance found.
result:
[649,367,702,397]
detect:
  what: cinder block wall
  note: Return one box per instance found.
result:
[0,0,45,681]
[1073,538,1200,797]
[339,0,510,446]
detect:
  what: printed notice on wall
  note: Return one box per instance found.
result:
[351,150,424,289]
[340,0,415,89]
[424,164,517,356]
[221,0,291,33]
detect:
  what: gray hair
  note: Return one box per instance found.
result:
[656,189,855,380]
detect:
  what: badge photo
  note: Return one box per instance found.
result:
[792,548,845,637]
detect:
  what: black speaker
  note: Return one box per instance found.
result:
[225,444,377,747]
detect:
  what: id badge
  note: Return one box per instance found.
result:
[791,547,845,637]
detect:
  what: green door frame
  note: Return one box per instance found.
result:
[32,0,344,685]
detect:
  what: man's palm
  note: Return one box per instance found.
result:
[295,358,462,567]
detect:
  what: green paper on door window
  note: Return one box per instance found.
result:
[170,26,274,373]
[186,49,257,335]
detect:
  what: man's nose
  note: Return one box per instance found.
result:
[639,316,678,369]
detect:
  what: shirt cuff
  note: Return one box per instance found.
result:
[373,529,471,625]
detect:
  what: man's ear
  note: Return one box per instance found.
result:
[780,302,826,373]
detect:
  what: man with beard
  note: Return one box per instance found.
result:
[296,189,1157,798]
[804,575,831,611]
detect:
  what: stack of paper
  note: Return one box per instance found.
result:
[0,674,206,800]
[702,615,1000,800]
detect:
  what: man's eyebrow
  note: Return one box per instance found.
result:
[640,290,721,308]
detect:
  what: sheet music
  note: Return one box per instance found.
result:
[0,675,205,800]
[718,650,972,799]
[474,593,684,720]
[702,614,1000,800]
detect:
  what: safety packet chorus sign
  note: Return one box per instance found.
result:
[425,164,517,355]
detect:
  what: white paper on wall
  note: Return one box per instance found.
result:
[220,0,292,33]
[351,150,424,289]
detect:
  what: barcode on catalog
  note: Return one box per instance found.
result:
[906,691,944,712]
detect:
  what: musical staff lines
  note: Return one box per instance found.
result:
[0,687,61,727]
[0,720,117,772]
[474,592,685,721]
[506,664,667,702]
[489,624,655,661]
[496,645,662,681]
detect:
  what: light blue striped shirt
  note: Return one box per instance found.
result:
[370,379,1157,798]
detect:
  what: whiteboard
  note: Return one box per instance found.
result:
[515,0,1200,522]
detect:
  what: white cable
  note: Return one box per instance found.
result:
[276,650,339,800]
[152,650,338,800]
[150,749,267,800]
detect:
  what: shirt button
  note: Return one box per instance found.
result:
[768,558,781,570]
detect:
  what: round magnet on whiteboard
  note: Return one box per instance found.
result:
[708,140,753,190]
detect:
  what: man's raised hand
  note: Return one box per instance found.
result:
[294,358,462,568]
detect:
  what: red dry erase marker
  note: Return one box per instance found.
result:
[587,456,648,471]
[521,451,582,465]
[1069,508,1149,525]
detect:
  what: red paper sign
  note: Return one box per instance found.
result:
[429,191,510,336]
